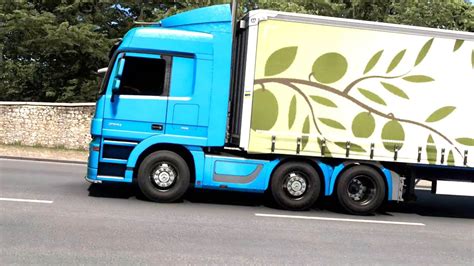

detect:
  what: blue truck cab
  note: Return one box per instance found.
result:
[88,6,232,179]
[87,5,283,198]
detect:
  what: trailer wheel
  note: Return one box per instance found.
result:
[271,162,321,211]
[336,165,385,215]
[138,150,190,203]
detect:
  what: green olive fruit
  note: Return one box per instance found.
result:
[250,89,279,131]
[352,112,375,138]
[312,53,348,84]
[381,120,405,151]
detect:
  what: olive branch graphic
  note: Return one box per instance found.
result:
[252,38,474,165]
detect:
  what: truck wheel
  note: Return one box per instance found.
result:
[138,150,190,203]
[271,162,321,211]
[336,165,385,215]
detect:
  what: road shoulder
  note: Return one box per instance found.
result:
[0,144,87,163]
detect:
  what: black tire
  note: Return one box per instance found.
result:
[336,165,385,215]
[270,161,321,211]
[137,150,190,203]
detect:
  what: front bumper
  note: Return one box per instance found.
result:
[85,167,101,184]
[84,175,102,184]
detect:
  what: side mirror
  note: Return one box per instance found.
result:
[116,57,125,77]
[110,57,125,102]
[111,79,120,102]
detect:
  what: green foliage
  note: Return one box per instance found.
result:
[386,1,473,32]
[1,1,115,102]
[1,0,473,102]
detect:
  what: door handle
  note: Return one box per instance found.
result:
[151,124,163,131]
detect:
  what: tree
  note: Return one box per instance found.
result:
[0,0,472,102]
[0,1,113,102]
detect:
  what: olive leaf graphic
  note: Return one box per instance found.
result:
[426,135,437,165]
[265,47,298,76]
[364,50,383,74]
[335,142,367,153]
[358,88,387,106]
[453,39,464,52]
[318,118,346,130]
[415,38,433,66]
[387,49,406,73]
[288,95,297,129]
[425,106,456,123]
[381,82,409,99]
[301,116,310,150]
[447,150,455,166]
[456,138,474,146]
[403,75,434,83]
[310,95,337,108]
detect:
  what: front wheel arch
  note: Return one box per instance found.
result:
[137,150,191,203]
[133,143,196,184]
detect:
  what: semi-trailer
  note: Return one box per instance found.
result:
[85,4,474,214]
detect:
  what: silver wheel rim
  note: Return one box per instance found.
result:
[284,172,308,198]
[151,162,177,190]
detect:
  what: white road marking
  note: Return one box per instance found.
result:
[416,187,431,191]
[255,213,425,226]
[0,197,53,204]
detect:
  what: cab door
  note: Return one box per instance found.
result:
[103,52,172,140]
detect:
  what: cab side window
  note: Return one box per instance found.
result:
[119,56,171,96]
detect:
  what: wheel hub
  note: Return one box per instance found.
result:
[348,177,371,202]
[152,163,176,189]
[286,173,307,197]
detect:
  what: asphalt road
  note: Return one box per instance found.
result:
[1,158,473,265]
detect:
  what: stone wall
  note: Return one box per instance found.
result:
[0,102,95,150]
